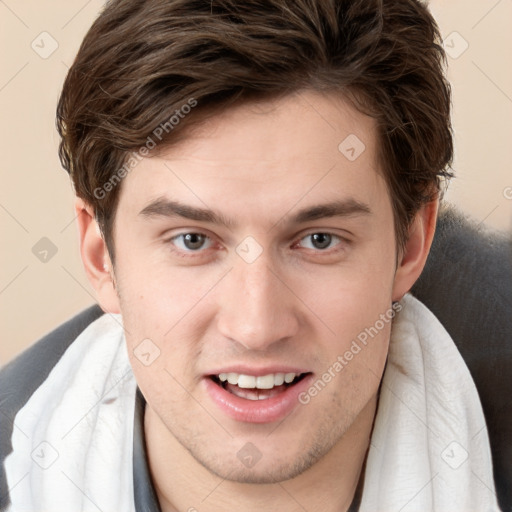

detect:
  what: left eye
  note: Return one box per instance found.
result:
[171,233,212,251]
[298,233,342,250]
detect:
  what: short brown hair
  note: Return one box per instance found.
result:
[57,0,453,263]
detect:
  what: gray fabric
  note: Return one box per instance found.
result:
[412,204,512,511]
[133,388,162,512]
[1,204,510,511]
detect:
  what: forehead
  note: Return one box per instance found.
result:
[117,90,388,226]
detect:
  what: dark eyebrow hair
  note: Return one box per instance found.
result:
[290,199,372,224]
[139,198,236,229]
[138,197,372,229]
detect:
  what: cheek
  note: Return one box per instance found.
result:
[114,249,215,334]
[115,260,213,386]
[123,312,201,415]
[299,255,395,337]
[294,246,395,385]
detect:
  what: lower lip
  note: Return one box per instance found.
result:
[203,374,313,424]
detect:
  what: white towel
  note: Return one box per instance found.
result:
[4,294,501,511]
[360,294,500,511]
[4,313,137,512]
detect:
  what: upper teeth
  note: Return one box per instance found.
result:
[218,372,300,389]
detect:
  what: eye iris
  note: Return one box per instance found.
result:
[183,233,206,250]
[311,233,331,249]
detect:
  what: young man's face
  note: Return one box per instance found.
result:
[93,91,424,483]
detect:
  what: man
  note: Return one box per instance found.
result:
[0,0,503,511]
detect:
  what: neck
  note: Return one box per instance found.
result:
[145,395,377,512]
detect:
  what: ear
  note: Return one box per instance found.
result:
[75,197,121,314]
[392,197,439,301]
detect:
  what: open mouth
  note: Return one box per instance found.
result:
[209,372,310,401]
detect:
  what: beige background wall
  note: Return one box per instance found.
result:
[1,0,511,364]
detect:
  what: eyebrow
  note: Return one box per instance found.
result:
[138,197,372,229]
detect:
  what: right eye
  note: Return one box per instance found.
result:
[169,232,213,253]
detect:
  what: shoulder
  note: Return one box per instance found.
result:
[0,304,105,407]
[0,304,104,510]
[412,204,512,510]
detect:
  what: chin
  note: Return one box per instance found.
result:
[187,428,341,485]
[203,456,317,485]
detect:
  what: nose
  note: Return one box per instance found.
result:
[216,252,300,351]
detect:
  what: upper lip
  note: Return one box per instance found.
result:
[206,366,311,377]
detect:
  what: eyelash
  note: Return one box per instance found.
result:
[166,231,348,258]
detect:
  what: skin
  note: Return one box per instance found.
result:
[76,90,438,512]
